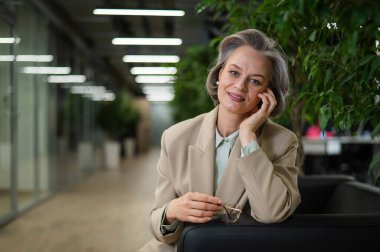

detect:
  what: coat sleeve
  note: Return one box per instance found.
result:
[149,130,184,244]
[236,130,301,223]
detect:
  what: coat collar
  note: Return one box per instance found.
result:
[194,106,219,151]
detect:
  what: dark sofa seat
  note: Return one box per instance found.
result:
[177,175,380,252]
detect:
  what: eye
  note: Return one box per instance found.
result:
[229,71,239,77]
[249,79,261,85]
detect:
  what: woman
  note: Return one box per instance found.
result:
[139,28,301,252]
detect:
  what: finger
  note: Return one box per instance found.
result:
[189,201,221,211]
[266,88,275,97]
[263,92,277,114]
[258,93,269,111]
[266,90,277,106]
[187,192,222,205]
[265,89,276,103]
[186,215,212,223]
[186,208,215,218]
[175,206,215,223]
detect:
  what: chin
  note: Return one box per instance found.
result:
[222,102,249,115]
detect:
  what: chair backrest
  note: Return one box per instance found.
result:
[294,174,354,214]
[325,180,380,214]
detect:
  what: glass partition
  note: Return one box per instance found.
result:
[15,2,37,209]
[35,12,50,199]
[0,0,101,225]
[0,18,13,219]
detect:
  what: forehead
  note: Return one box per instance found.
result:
[225,46,272,75]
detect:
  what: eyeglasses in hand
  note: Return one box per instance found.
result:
[213,203,242,224]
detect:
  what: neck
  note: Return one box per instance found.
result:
[216,106,245,137]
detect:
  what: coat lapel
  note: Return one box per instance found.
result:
[215,138,245,206]
[214,121,267,207]
[188,107,218,196]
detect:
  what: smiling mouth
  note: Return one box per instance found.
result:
[228,92,245,102]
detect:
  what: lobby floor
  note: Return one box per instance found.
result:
[0,148,160,252]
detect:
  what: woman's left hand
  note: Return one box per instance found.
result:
[239,88,277,147]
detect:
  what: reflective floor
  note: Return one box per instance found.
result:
[0,148,159,252]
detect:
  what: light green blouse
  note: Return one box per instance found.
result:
[161,129,259,235]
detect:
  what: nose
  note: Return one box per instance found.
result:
[234,78,247,91]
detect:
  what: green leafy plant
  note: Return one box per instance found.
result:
[198,0,380,180]
[170,44,216,122]
[97,95,141,140]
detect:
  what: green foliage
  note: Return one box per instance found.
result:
[198,0,380,180]
[198,0,380,133]
[369,150,380,183]
[170,44,216,122]
[97,95,141,140]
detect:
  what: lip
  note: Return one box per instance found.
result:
[227,91,245,102]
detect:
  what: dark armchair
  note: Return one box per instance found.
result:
[177,175,380,252]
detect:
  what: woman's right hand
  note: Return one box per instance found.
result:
[166,192,222,224]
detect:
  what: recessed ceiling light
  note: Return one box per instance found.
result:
[130,67,177,75]
[135,75,176,84]
[112,38,182,46]
[69,85,115,101]
[0,37,20,44]
[146,93,174,102]
[22,66,71,74]
[70,85,106,95]
[123,55,180,63]
[89,92,115,102]
[93,9,185,17]
[142,86,174,95]
[0,55,53,62]
[47,75,86,83]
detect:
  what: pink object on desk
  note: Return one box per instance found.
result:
[306,125,321,139]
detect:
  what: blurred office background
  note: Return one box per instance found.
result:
[0,0,379,251]
[0,0,207,224]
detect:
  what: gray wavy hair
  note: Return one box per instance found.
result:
[206,29,289,117]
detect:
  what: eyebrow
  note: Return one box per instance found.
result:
[229,64,266,79]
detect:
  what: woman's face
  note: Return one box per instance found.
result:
[217,45,272,116]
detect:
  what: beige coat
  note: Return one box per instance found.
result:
[138,106,301,252]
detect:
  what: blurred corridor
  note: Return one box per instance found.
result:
[0,148,160,252]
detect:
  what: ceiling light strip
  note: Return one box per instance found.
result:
[146,93,174,102]
[0,37,20,44]
[130,67,177,75]
[142,88,174,96]
[47,75,86,83]
[112,38,182,46]
[135,75,176,84]
[22,66,71,74]
[0,55,54,62]
[123,55,180,63]
[93,9,185,17]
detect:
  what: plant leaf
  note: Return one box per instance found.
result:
[358,54,375,68]
[372,122,380,139]
[340,73,356,86]
[290,92,309,112]
[369,151,380,174]
[323,69,332,89]
[309,30,316,42]
[319,104,331,131]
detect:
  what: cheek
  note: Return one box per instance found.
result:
[247,91,261,107]
[216,84,224,101]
